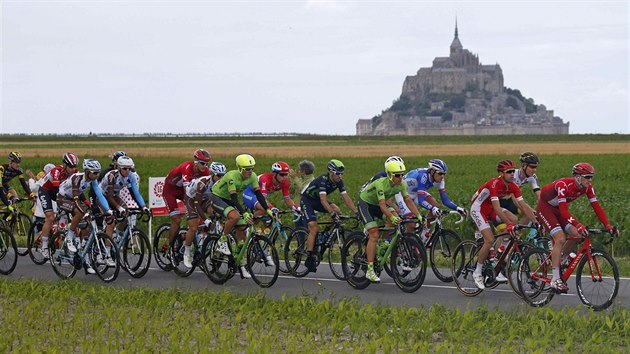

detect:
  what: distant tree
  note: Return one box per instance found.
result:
[525,98,537,113]
[506,96,520,110]
[441,111,453,122]
[390,96,412,111]
[446,94,466,109]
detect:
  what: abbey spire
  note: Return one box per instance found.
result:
[450,18,463,54]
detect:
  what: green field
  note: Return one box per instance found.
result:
[1,279,628,353]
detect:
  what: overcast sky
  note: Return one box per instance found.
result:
[1,0,628,135]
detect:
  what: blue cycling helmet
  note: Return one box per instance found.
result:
[428,159,447,174]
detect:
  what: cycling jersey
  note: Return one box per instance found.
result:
[470,177,523,231]
[185,176,215,200]
[513,169,540,191]
[58,173,110,210]
[359,171,387,192]
[211,170,260,200]
[404,168,458,210]
[359,176,408,205]
[99,170,145,207]
[0,163,31,205]
[40,165,75,192]
[242,173,290,210]
[301,173,347,201]
[165,161,209,188]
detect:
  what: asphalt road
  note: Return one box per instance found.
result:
[6,255,629,312]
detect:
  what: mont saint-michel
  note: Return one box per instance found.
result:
[356,23,569,136]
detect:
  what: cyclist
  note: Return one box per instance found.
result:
[359,156,405,192]
[395,159,468,241]
[300,159,359,273]
[289,160,315,206]
[38,153,79,259]
[181,162,226,268]
[99,156,149,242]
[161,149,211,253]
[26,163,56,223]
[469,159,539,289]
[57,159,114,271]
[210,154,274,278]
[1,152,36,210]
[500,152,541,230]
[242,161,299,218]
[358,159,424,282]
[88,151,129,226]
[537,162,619,293]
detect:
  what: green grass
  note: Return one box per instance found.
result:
[1,279,628,352]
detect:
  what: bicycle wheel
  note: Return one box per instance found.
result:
[517,247,554,308]
[170,228,195,277]
[14,213,32,256]
[201,233,233,284]
[327,229,347,280]
[49,230,77,279]
[429,229,461,283]
[122,228,151,278]
[284,227,309,278]
[273,225,292,274]
[246,234,279,288]
[0,227,18,274]
[575,249,619,311]
[390,234,427,293]
[89,232,120,283]
[507,241,535,299]
[28,220,48,265]
[451,240,483,297]
[153,223,174,271]
[341,232,371,290]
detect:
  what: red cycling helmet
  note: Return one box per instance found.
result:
[271,161,290,173]
[63,153,79,167]
[193,149,211,163]
[572,162,595,176]
[496,159,516,172]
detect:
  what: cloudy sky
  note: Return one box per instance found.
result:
[1,0,627,135]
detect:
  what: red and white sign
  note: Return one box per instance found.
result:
[149,177,184,216]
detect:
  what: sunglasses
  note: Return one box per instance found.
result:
[278,173,289,177]
[528,164,538,169]
[243,167,254,171]
[392,173,404,178]
[582,175,593,180]
[334,172,344,176]
[196,161,208,166]
[436,172,446,176]
[504,169,516,174]
[88,171,99,175]
[120,167,131,171]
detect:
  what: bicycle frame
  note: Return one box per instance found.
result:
[425,210,464,248]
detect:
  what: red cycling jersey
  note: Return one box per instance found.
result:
[40,165,76,191]
[165,161,209,188]
[471,177,523,207]
[258,173,290,199]
[538,177,609,228]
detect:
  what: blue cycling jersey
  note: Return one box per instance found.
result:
[404,168,458,211]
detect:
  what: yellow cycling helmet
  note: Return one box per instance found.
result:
[385,160,406,179]
[236,154,256,172]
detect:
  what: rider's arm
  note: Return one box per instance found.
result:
[18,173,32,195]
[128,173,146,207]
[253,188,271,211]
[491,198,513,225]
[194,181,207,220]
[318,192,335,213]
[403,194,422,219]
[341,191,357,213]
[229,192,246,214]
[91,180,111,211]
[587,186,611,228]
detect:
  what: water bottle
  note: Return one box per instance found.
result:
[377,238,388,259]
[59,214,68,230]
[421,227,431,246]
[561,252,576,268]
[489,247,497,267]
[497,239,510,255]
[317,231,328,246]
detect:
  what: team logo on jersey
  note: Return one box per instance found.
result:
[154,181,164,197]
[557,187,566,197]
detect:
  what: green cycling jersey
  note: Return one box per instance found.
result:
[211,170,259,199]
[359,176,408,205]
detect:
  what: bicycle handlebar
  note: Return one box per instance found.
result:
[587,228,617,245]
[429,210,465,225]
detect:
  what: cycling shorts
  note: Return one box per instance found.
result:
[162,183,184,217]
[209,194,246,226]
[358,198,384,230]
[536,201,572,237]
[300,196,336,222]
[184,195,211,220]
[37,188,58,213]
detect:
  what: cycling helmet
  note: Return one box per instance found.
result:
[271,161,290,173]
[82,159,101,172]
[519,151,540,165]
[428,159,448,173]
[117,156,135,168]
[384,156,404,169]
[385,160,406,174]
[112,151,127,162]
[43,163,56,174]
[497,159,516,172]
[8,151,22,163]
[327,159,345,173]
[235,154,256,171]
[63,153,79,167]
[572,162,595,176]
[193,149,211,163]
[210,162,227,176]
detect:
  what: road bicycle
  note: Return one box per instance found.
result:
[168,214,223,277]
[0,219,18,275]
[420,210,464,282]
[516,228,619,311]
[254,210,294,274]
[111,208,152,278]
[341,218,427,293]
[26,210,70,265]
[284,214,359,280]
[451,224,537,297]
[49,210,120,283]
[0,198,32,257]
[202,216,279,288]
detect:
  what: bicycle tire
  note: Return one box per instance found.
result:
[429,228,461,283]
[451,240,483,297]
[0,226,18,274]
[170,228,196,277]
[517,247,554,308]
[90,232,120,283]
[341,232,371,290]
[14,213,32,256]
[49,230,77,280]
[122,228,151,278]
[575,249,619,311]
[284,227,310,278]
[273,225,292,274]
[201,233,233,284]
[327,230,347,280]
[153,223,174,271]
[506,241,535,299]
[390,234,427,293]
[247,234,279,288]
[28,220,48,265]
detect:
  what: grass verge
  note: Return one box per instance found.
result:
[1,279,628,352]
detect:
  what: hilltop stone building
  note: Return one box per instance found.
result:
[356,22,569,136]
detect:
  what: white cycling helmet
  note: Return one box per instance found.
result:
[82,159,101,172]
[117,156,135,168]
